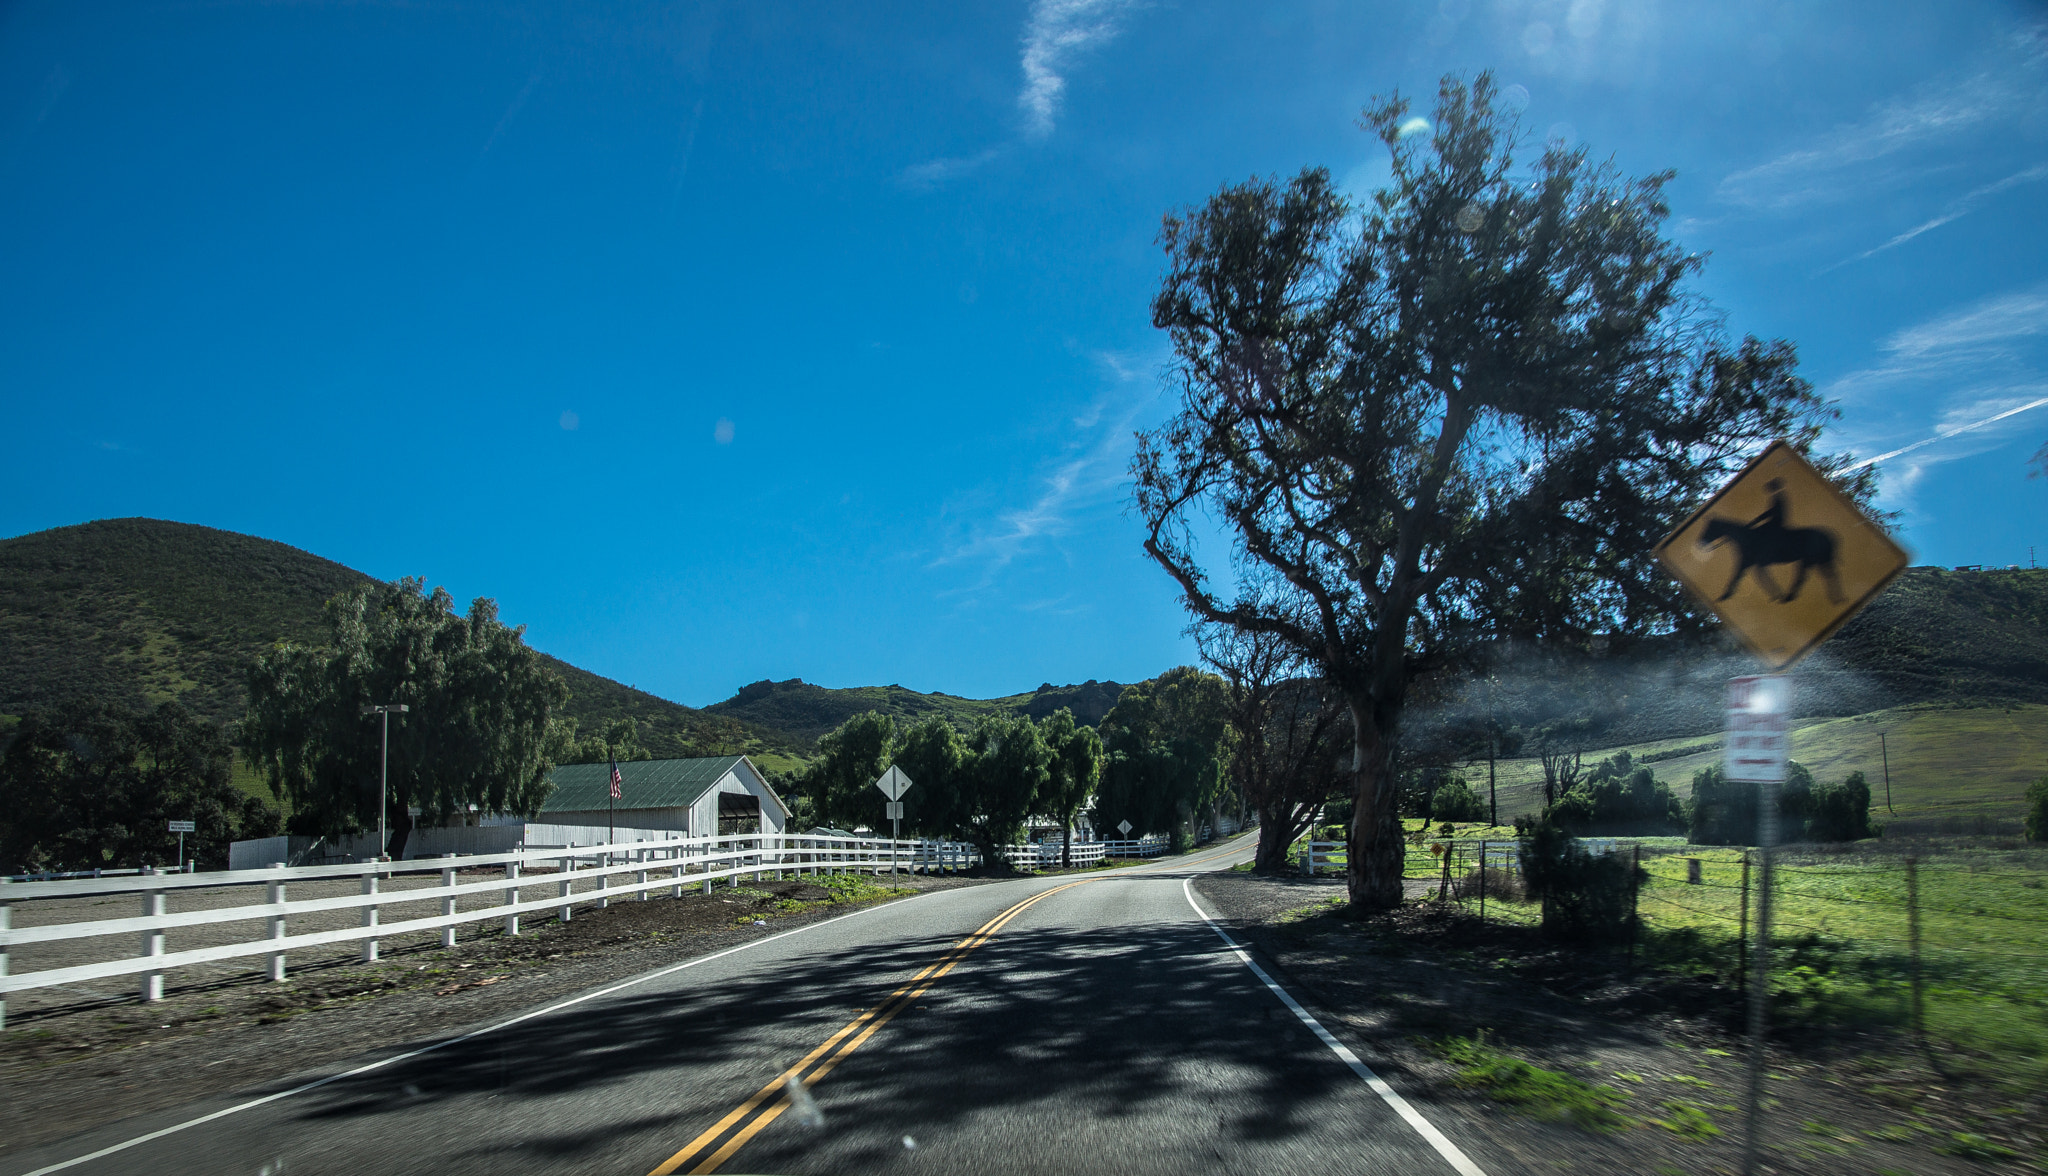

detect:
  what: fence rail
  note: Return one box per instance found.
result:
[0,831,961,1025]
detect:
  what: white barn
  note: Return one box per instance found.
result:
[539,756,790,836]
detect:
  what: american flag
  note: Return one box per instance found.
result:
[608,755,623,801]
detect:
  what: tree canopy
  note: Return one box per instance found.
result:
[1095,668,1232,850]
[240,579,569,858]
[0,697,279,873]
[1134,73,1866,908]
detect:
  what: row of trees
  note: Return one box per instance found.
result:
[796,669,1242,865]
[0,698,280,872]
[1131,72,1874,906]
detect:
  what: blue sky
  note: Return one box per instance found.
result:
[3,1,2044,706]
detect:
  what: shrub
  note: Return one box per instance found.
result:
[1431,777,1487,822]
[1805,770,1872,842]
[1688,760,1817,845]
[1549,751,1684,835]
[1516,814,1645,943]
[2027,775,2048,843]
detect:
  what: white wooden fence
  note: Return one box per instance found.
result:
[1004,837,1169,868]
[0,831,948,1028]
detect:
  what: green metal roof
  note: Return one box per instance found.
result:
[540,756,749,813]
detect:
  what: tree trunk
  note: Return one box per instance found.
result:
[1061,807,1073,869]
[386,807,415,862]
[1344,702,1405,910]
[1254,806,1297,872]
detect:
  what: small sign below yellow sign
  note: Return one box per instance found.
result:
[1656,440,1909,671]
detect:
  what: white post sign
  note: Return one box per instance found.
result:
[873,767,913,877]
[1724,676,1787,784]
[168,819,196,870]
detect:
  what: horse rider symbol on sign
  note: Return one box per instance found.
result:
[1655,440,1909,672]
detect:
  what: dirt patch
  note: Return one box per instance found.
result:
[1195,872,2047,1175]
[0,872,989,1159]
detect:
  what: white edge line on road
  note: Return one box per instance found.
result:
[1180,876,1490,1176]
[14,884,965,1176]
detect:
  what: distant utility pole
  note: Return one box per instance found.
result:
[361,703,410,866]
[1879,731,1894,814]
[1486,674,1499,828]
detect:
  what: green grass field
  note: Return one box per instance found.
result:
[1467,703,2048,824]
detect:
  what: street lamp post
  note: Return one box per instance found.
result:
[362,704,410,867]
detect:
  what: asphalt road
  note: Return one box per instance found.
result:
[10,837,1488,1176]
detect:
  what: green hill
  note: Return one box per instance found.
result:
[0,518,790,764]
[0,519,1141,770]
[703,677,1127,747]
[1469,702,2048,829]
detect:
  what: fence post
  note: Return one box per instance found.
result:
[361,873,380,963]
[672,848,685,899]
[1738,852,1750,993]
[503,860,521,937]
[1906,856,1924,1043]
[441,855,459,948]
[1629,845,1641,969]
[1478,840,1487,922]
[266,865,287,981]
[637,842,650,901]
[558,856,575,923]
[1,883,11,1030]
[141,868,165,1002]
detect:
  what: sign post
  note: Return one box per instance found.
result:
[874,766,913,878]
[1656,441,1908,1176]
[167,820,195,870]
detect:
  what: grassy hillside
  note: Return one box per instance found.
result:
[703,677,1128,748]
[0,518,791,762]
[1465,702,2048,826]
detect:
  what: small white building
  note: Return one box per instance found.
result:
[539,756,790,836]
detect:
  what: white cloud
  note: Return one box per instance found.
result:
[1826,284,2048,501]
[1822,162,2048,272]
[936,348,1158,573]
[1018,0,1136,139]
[898,147,1002,189]
[1717,66,2041,213]
[1885,285,2048,359]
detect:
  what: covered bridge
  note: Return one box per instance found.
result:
[539,755,790,836]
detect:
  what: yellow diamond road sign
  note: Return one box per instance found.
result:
[1656,440,1910,672]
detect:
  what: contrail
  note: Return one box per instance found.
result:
[1847,395,2048,469]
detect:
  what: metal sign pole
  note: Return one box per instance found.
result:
[1732,674,1788,1176]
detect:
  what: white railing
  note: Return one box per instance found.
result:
[1001,836,1170,869]
[1299,841,1346,875]
[0,831,958,1026]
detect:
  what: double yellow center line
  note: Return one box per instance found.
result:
[648,877,1100,1176]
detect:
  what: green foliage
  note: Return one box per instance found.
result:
[561,716,650,766]
[239,579,568,856]
[1133,73,1851,908]
[1689,760,1873,844]
[0,697,280,872]
[2026,775,2048,842]
[1549,751,1684,835]
[1805,768,1872,841]
[1516,813,1645,943]
[958,715,1052,861]
[888,714,970,837]
[1094,668,1231,847]
[1429,1033,1630,1132]
[800,711,895,832]
[1039,709,1103,866]
[1430,776,1486,822]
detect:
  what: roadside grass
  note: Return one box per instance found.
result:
[1435,839,2048,1092]
[1427,1032,1631,1132]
